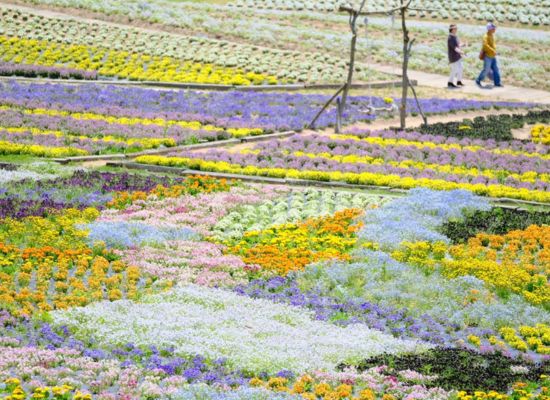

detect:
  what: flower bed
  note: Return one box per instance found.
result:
[0,170,181,218]
[228,0,550,27]
[51,284,425,375]
[0,79,535,157]
[1,81,534,136]
[395,225,550,308]
[0,35,275,85]
[0,61,97,79]
[136,129,550,202]
[0,6,367,84]
[1,170,548,398]
[7,0,550,90]
[532,124,550,145]
[411,110,550,141]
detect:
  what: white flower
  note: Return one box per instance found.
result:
[52,285,429,374]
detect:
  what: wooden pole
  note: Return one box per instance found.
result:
[405,40,428,126]
[336,96,342,133]
[399,0,410,129]
[308,84,346,129]
[340,0,367,110]
[310,0,438,132]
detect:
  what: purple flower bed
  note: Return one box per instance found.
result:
[0,170,179,219]
[167,142,550,192]
[0,109,227,146]
[0,62,98,80]
[254,135,550,174]
[0,80,536,132]
[234,277,540,363]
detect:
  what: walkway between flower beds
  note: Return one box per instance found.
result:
[370,63,550,105]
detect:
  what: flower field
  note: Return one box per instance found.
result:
[136,110,550,202]
[1,0,550,397]
[9,0,550,90]
[0,5,390,85]
[0,80,536,157]
[0,165,549,399]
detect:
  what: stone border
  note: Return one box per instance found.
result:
[0,76,415,91]
[107,161,550,210]
[53,131,296,164]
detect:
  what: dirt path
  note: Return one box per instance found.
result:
[369,64,550,105]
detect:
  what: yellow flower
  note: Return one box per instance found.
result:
[249,378,265,387]
[314,382,332,397]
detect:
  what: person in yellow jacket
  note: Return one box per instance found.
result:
[476,22,502,88]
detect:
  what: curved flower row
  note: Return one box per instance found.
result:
[134,154,550,203]
[341,128,548,155]
[0,127,174,154]
[280,149,550,188]
[0,35,277,85]
[2,105,261,137]
[333,134,550,160]
[0,108,229,147]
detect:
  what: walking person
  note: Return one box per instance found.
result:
[447,24,465,88]
[476,22,502,88]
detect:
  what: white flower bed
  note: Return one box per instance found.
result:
[0,162,79,184]
[51,285,428,374]
[228,0,550,26]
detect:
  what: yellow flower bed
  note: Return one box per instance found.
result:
[0,105,264,138]
[532,124,550,145]
[285,150,550,185]
[445,225,549,306]
[134,155,550,203]
[0,208,98,250]
[2,378,91,400]
[0,35,278,85]
[457,378,550,400]
[393,225,550,307]
[0,242,141,316]
[499,324,550,354]
[0,140,87,157]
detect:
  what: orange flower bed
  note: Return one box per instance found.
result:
[107,175,233,209]
[227,209,364,276]
[0,242,142,316]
